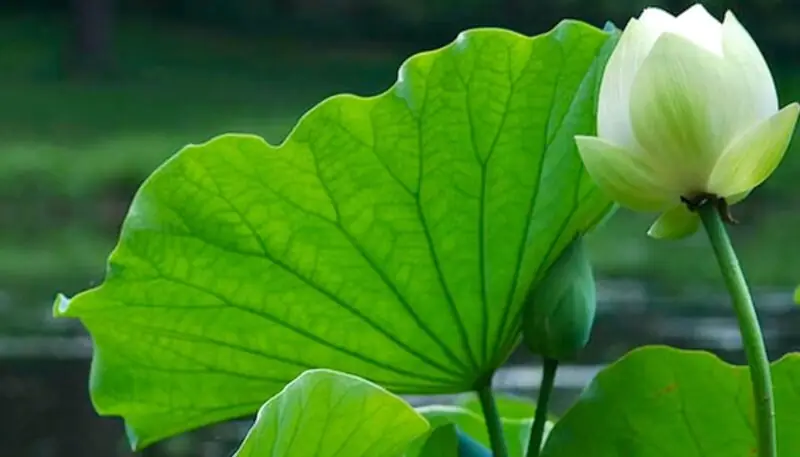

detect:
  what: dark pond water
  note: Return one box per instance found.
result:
[2,278,799,456]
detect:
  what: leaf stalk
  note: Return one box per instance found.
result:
[525,358,558,457]
[477,385,509,457]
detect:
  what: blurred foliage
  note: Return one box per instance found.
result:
[1,1,798,59]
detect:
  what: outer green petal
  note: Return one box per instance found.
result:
[629,33,761,192]
[646,205,700,240]
[727,189,751,205]
[575,135,674,211]
[708,103,800,198]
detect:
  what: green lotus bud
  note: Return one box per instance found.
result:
[521,237,596,361]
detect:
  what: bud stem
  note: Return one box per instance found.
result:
[526,358,558,457]
[477,385,509,457]
[698,203,776,457]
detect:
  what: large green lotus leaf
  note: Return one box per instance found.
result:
[231,369,428,457]
[541,345,800,457]
[794,286,799,303]
[419,405,553,457]
[54,20,617,448]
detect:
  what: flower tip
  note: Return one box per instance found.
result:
[638,6,675,23]
[619,16,639,32]
[639,6,671,17]
[780,102,800,132]
[721,9,748,32]
[785,102,800,132]
[681,3,713,15]
[573,135,596,156]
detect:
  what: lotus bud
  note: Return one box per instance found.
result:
[575,4,799,239]
[522,238,596,361]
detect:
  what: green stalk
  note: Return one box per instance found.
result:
[698,203,776,457]
[477,385,509,457]
[526,358,558,457]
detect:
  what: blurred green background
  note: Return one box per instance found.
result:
[3,0,799,331]
[1,0,799,456]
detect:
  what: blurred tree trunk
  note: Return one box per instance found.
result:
[69,0,115,79]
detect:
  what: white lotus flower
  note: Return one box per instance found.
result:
[576,4,799,239]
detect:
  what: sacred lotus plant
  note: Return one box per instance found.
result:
[55,4,799,457]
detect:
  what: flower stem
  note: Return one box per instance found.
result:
[526,358,558,457]
[698,203,776,457]
[477,385,509,457]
